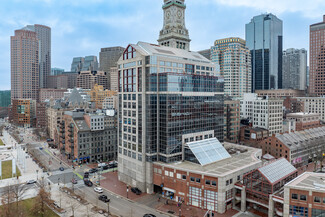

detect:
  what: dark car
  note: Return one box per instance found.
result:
[143,214,156,217]
[102,165,109,170]
[98,195,110,203]
[59,167,64,171]
[84,172,89,179]
[131,187,142,195]
[84,180,93,187]
[88,168,97,173]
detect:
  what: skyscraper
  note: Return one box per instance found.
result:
[11,28,39,101]
[211,37,251,97]
[246,13,283,91]
[309,15,325,96]
[282,48,307,90]
[71,57,84,72]
[81,56,98,71]
[23,25,51,89]
[157,0,191,50]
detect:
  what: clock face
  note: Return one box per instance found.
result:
[177,10,182,18]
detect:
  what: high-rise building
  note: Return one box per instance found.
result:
[246,13,283,91]
[309,15,325,96]
[81,56,98,71]
[157,0,191,50]
[211,37,251,97]
[99,46,124,90]
[71,57,84,72]
[51,68,64,76]
[282,48,307,90]
[11,28,39,101]
[23,25,51,89]
[117,42,224,193]
[224,99,240,143]
[109,67,118,91]
[77,71,108,90]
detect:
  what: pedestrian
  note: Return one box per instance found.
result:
[158,197,160,202]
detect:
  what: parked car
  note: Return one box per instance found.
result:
[102,165,109,170]
[84,180,93,187]
[26,180,36,184]
[84,172,89,179]
[59,167,64,171]
[53,201,61,209]
[143,214,156,217]
[131,187,142,195]
[108,161,118,168]
[98,162,108,168]
[98,194,110,203]
[88,168,97,173]
[71,178,77,184]
[94,187,103,193]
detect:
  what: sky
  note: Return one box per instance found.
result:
[0,0,324,90]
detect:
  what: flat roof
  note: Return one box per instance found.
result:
[287,112,318,117]
[286,172,325,192]
[154,143,262,177]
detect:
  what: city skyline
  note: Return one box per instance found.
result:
[0,0,324,90]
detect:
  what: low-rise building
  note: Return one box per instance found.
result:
[286,112,321,131]
[284,172,325,217]
[240,126,269,148]
[88,84,117,109]
[294,97,325,123]
[255,89,305,98]
[259,126,325,168]
[153,140,262,214]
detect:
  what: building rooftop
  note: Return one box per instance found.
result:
[286,172,325,192]
[286,112,319,117]
[132,42,212,64]
[275,126,325,149]
[155,143,262,177]
[258,158,297,184]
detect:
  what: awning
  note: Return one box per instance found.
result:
[163,187,175,193]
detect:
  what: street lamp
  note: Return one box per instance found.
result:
[127,185,129,199]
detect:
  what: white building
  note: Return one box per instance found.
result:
[240,93,283,136]
[295,97,325,122]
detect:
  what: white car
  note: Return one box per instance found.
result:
[94,187,103,193]
[26,180,37,184]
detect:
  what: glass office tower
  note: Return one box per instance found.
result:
[246,13,283,92]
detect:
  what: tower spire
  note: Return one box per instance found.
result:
[158,0,191,51]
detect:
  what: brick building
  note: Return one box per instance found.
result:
[36,102,47,128]
[9,99,36,127]
[224,100,240,143]
[39,88,67,102]
[88,84,117,109]
[77,71,108,90]
[239,126,269,148]
[284,172,325,217]
[153,141,262,214]
[256,89,305,98]
[286,112,321,131]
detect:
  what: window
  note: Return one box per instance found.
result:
[290,205,308,217]
[212,181,217,186]
[230,179,233,184]
[169,172,174,177]
[196,178,201,183]
[314,196,321,203]
[226,180,229,186]
[237,175,241,181]
[165,171,168,176]
[300,195,307,201]
[205,180,211,185]
[177,173,181,179]
[190,177,195,182]
[292,193,298,200]
[182,175,186,180]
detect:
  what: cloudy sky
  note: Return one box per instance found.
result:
[0,0,324,90]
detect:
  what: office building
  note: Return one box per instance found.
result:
[99,47,124,72]
[59,110,117,163]
[36,102,47,128]
[284,172,325,217]
[246,13,283,91]
[157,0,191,50]
[22,25,51,88]
[282,48,307,90]
[109,67,118,91]
[240,93,283,136]
[82,56,98,71]
[77,71,108,90]
[198,49,211,60]
[51,68,64,76]
[71,57,84,72]
[153,142,262,214]
[88,84,117,109]
[103,95,118,110]
[309,15,325,96]
[211,37,251,97]
[0,91,11,107]
[224,100,240,143]
[11,28,39,101]
[117,41,224,193]
[293,97,325,122]
[256,89,305,99]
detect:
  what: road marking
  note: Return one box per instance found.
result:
[74,171,83,179]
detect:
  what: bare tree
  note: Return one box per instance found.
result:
[69,196,81,217]
[0,185,15,217]
[11,182,28,216]
[32,180,51,217]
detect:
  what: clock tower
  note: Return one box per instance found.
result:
[158,0,191,51]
